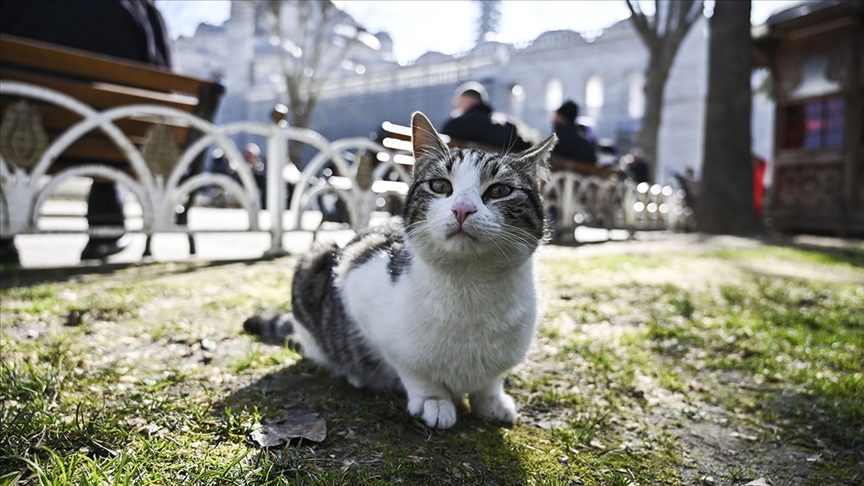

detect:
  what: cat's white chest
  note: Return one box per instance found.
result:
[338,252,538,395]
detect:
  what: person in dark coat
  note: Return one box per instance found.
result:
[441,82,531,153]
[550,101,597,164]
[0,0,174,263]
[623,147,650,184]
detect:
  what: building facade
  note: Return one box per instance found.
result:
[172,1,767,187]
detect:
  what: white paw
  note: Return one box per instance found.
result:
[408,397,457,429]
[471,392,517,423]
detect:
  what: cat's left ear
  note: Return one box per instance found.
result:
[411,111,449,173]
[513,134,557,183]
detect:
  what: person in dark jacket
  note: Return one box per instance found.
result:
[550,101,597,164]
[441,82,531,152]
[623,147,650,184]
[0,0,173,263]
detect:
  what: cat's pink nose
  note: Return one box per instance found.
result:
[453,203,477,226]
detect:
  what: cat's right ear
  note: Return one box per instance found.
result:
[411,111,448,171]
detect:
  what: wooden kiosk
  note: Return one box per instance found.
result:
[753,1,863,236]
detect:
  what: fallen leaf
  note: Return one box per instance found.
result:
[250,410,327,447]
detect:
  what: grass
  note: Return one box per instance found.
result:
[1,238,862,485]
[646,275,864,449]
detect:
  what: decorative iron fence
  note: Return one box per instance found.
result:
[1,81,689,261]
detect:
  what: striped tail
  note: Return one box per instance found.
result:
[243,312,297,345]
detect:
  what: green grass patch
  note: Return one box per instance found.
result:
[2,241,862,484]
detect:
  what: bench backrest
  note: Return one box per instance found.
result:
[0,34,224,172]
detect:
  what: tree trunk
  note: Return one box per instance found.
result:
[696,0,759,234]
[638,48,674,183]
[288,101,314,166]
[625,0,703,183]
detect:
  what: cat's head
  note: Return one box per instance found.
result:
[403,111,556,267]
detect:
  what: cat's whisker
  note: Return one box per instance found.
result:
[485,231,515,266]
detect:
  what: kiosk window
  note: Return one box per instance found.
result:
[783,96,845,149]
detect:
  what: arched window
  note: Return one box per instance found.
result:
[628,71,645,119]
[585,74,604,118]
[545,78,563,112]
[509,83,525,118]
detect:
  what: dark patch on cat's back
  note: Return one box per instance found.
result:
[343,219,412,283]
[385,235,411,282]
[290,239,400,391]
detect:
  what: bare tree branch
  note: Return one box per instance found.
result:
[663,1,675,39]
[685,0,705,25]
[628,0,704,180]
[626,0,658,49]
[265,0,373,162]
[668,0,702,55]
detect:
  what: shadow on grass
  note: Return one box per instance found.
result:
[762,386,864,449]
[0,256,282,291]
[219,359,529,485]
[769,234,864,268]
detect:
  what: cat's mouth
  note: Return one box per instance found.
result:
[446,228,479,240]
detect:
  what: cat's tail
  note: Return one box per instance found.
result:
[243,312,297,345]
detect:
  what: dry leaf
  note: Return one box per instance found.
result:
[250,410,327,447]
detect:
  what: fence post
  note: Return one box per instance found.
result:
[264,126,287,258]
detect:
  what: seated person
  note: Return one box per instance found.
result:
[623,148,650,184]
[550,101,597,164]
[441,82,530,152]
[0,0,173,263]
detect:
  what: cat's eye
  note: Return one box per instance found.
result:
[485,184,513,199]
[429,179,452,194]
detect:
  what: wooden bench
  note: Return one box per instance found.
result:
[1,34,226,255]
[0,34,224,175]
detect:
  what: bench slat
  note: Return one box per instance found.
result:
[0,34,210,96]
[3,69,198,111]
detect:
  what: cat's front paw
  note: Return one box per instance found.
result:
[470,392,517,424]
[408,397,457,429]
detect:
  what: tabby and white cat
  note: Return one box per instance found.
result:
[245,112,556,429]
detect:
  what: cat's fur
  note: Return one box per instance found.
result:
[245,112,556,429]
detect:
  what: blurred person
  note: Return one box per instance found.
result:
[0,0,173,263]
[204,147,231,206]
[441,82,530,152]
[596,139,619,169]
[674,167,701,209]
[622,147,650,184]
[209,147,231,177]
[550,100,597,164]
[243,143,267,209]
[752,154,767,221]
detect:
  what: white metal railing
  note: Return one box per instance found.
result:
[0,81,687,262]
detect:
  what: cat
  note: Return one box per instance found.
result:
[244,112,556,429]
